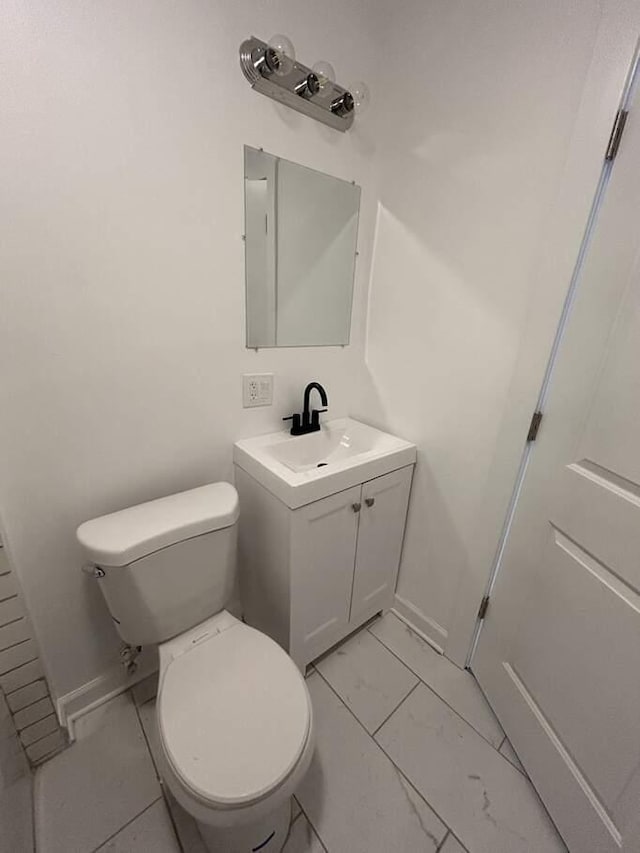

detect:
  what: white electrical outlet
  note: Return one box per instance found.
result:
[242,373,274,408]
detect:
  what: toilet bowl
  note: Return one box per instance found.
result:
[77,482,314,853]
[156,611,314,852]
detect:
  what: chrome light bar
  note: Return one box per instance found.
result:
[239,36,355,132]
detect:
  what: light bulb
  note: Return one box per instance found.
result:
[349,80,371,114]
[268,34,295,77]
[312,61,336,99]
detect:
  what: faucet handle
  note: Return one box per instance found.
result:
[283,413,301,434]
[310,408,328,429]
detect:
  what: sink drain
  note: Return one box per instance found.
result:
[317,462,328,468]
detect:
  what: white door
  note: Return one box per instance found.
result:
[290,485,361,665]
[473,95,640,850]
[350,466,413,626]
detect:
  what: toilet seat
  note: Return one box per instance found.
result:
[157,620,311,810]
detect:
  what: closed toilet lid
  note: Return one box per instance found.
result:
[158,623,311,808]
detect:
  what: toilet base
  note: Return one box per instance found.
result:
[197,797,292,853]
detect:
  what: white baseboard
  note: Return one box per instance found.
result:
[392,594,448,655]
[57,646,158,741]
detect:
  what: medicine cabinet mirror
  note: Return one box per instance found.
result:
[244,146,361,348]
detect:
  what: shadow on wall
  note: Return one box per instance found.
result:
[361,201,522,647]
[356,6,555,642]
[357,0,603,656]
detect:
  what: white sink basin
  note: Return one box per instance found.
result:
[233,417,416,508]
[269,422,376,473]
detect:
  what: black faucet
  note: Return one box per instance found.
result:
[283,382,328,436]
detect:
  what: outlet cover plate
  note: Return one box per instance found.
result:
[243,373,273,408]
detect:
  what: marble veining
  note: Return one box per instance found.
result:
[369,612,505,748]
[33,617,567,853]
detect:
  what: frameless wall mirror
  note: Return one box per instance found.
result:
[244,146,361,347]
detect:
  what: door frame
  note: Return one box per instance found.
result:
[444,7,640,668]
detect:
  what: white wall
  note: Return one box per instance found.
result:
[445,1,640,664]
[2,0,637,713]
[361,0,616,651]
[0,0,379,702]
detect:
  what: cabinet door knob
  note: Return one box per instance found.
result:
[365,497,375,508]
[352,502,362,513]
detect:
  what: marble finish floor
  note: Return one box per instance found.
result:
[35,613,566,852]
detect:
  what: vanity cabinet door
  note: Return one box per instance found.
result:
[290,485,361,666]
[349,466,413,627]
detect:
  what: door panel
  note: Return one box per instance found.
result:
[579,279,640,486]
[554,461,640,590]
[350,466,412,625]
[290,485,361,665]
[512,526,640,813]
[473,89,640,851]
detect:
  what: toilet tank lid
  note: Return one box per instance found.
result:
[76,483,239,567]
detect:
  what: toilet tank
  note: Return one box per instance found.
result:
[77,483,239,646]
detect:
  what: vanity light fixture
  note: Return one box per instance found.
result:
[239,35,369,131]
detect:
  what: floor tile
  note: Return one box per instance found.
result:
[297,672,447,853]
[500,737,526,775]
[1,774,33,853]
[35,693,161,853]
[283,812,326,852]
[376,684,566,853]
[440,833,468,853]
[96,799,180,852]
[315,630,418,732]
[73,692,130,741]
[292,795,302,822]
[370,613,504,747]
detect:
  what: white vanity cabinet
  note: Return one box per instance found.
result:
[235,463,413,670]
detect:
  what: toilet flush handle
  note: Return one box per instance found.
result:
[82,563,105,579]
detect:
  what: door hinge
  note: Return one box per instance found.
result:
[526,410,543,443]
[605,109,628,161]
[477,595,490,620]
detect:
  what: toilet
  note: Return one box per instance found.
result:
[76,482,314,853]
